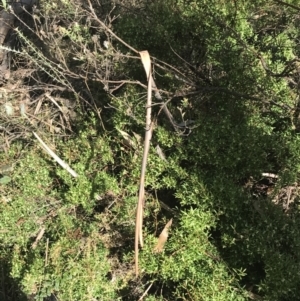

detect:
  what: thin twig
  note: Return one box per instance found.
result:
[273,0,300,11]
[87,0,139,54]
[33,132,78,178]
[45,238,49,266]
[138,282,154,301]
[45,93,64,114]
[32,226,45,249]
[86,1,193,132]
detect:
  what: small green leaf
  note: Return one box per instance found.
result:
[0,176,11,185]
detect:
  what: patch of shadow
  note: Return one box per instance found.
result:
[0,255,28,301]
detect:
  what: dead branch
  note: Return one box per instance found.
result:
[135,50,153,276]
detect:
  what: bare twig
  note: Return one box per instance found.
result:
[86,0,192,131]
[45,238,49,266]
[87,0,139,54]
[45,93,64,114]
[135,51,153,276]
[32,226,45,249]
[33,132,78,178]
[138,282,154,301]
[273,0,300,11]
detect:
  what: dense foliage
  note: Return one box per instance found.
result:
[1,0,300,300]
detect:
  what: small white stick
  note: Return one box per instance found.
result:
[45,238,49,266]
[45,93,64,114]
[262,173,278,179]
[32,226,45,249]
[138,282,154,301]
[33,132,78,178]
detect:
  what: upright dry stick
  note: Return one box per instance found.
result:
[135,51,153,276]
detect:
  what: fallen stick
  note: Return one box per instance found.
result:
[33,132,78,178]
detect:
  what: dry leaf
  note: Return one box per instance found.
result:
[156,144,167,161]
[116,128,137,149]
[153,218,173,253]
[135,50,153,276]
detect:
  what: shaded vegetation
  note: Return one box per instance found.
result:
[1,0,300,300]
